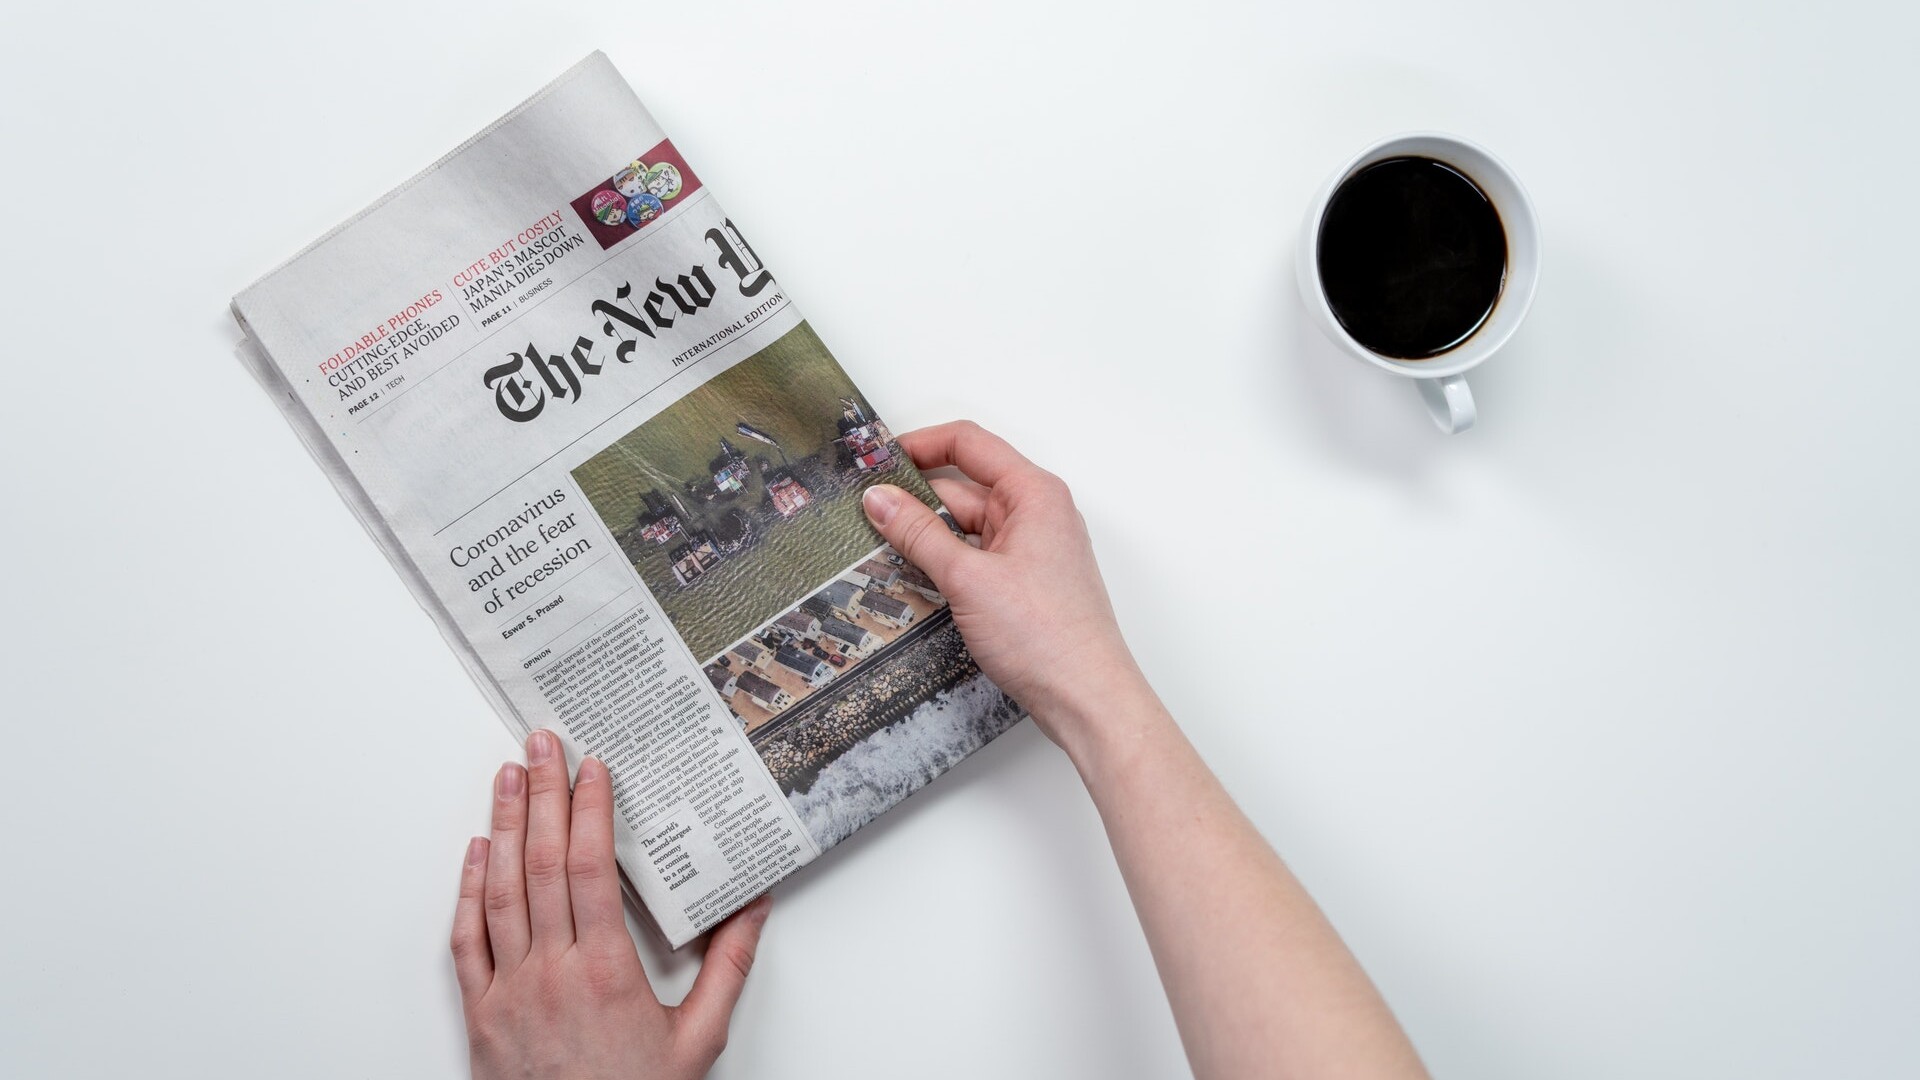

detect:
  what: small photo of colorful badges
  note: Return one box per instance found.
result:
[609,159,684,229]
[589,189,629,226]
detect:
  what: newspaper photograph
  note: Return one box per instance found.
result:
[569,320,1019,849]
[569,321,933,661]
[231,52,1020,948]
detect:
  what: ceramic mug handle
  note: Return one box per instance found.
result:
[1416,373,1476,434]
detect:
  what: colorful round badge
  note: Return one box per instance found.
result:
[626,193,665,226]
[589,190,628,226]
[612,161,650,198]
[643,163,683,201]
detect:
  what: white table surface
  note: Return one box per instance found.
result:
[4,3,1916,1076]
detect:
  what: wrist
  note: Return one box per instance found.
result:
[1031,655,1175,782]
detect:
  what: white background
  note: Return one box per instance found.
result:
[2,2,1915,1077]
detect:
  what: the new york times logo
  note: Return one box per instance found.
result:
[482,220,774,423]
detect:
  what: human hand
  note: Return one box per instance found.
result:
[451,730,770,1079]
[861,421,1147,755]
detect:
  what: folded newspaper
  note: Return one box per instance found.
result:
[232,52,1021,948]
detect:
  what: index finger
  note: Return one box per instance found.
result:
[897,421,1035,487]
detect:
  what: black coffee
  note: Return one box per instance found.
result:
[1316,156,1507,360]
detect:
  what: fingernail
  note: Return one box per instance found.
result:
[747,894,773,924]
[863,485,899,527]
[497,763,524,799]
[465,837,488,868]
[577,757,602,783]
[528,730,555,764]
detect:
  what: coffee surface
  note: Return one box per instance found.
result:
[1317,156,1507,360]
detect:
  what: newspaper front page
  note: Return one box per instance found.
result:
[232,53,1020,948]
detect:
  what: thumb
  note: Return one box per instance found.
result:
[678,895,772,1057]
[862,484,972,585]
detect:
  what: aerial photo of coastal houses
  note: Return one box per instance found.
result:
[703,548,949,732]
[707,543,1023,849]
[572,320,1022,852]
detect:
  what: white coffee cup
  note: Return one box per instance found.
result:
[1296,133,1540,434]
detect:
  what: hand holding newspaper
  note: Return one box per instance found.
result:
[233,52,1021,948]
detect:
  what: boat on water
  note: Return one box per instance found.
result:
[735,420,781,448]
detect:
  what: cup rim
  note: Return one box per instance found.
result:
[1300,131,1540,380]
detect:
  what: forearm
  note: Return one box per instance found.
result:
[1048,670,1427,1080]
[860,423,1425,1076]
